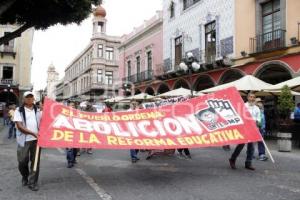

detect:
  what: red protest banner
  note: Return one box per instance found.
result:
[38,87,262,149]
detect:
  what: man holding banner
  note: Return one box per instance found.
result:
[229,92,261,170]
[14,91,42,191]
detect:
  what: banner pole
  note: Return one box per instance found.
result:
[33,145,40,172]
[261,138,275,163]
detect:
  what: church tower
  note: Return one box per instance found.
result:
[46,63,59,100]
[92,0,107,37]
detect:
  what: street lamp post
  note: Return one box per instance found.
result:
[122,83,132,97]
[179,52,200,97]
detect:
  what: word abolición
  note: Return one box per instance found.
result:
[52,114,241,138]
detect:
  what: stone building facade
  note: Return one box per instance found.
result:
[0,25,34,105]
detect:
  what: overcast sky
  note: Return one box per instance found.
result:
[31,0,162,90]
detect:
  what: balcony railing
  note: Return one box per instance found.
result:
[250,29,286,54]
[154,63,172,76]
[122,70,153,83]
[0,79,18,86]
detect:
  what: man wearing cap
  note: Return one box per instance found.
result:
[14,91,42,191]
[229,92,261,170]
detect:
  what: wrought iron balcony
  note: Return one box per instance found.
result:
[154,63,172,76]
[250,29,286,54]
[140,70,153,81]
[0,79,18,86]
[0,45,16,58]
[122,70,153,84]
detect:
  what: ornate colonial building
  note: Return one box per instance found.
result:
[61,3,121,102]
[131,0,300,96]
[118,11,163,96]
[0,25,34,105]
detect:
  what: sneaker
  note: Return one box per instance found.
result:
[146,155,152,160]
[186,154,192,159]
[259,155,268,161]
[87,150,93,154]
[67,162,74,168]
[22,177,28,186]
[222,145,231,151]
[229,159,236,169]
[245,165,255,170]
[28,184,39,191]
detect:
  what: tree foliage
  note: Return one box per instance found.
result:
[278,85,294,120]
[0,0,100,45]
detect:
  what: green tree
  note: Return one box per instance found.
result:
[0,0,100,45]
[278,85,294,122]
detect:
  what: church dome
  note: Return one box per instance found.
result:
[93,5,106,18]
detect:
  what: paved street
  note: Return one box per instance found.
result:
[0,125,300,200]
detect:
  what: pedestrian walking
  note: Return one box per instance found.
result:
[66,101,78,168]
[3,105,9,126]
[14,91,42,191]
[229,92,261,170]
[128,102,140,163]
[8,104,16,139]
[255,98,268,161]
[293,103,300,147]
[82,102,96,154]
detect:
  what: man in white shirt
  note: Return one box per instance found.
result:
[229,92,261,171]
[14,91,42,191]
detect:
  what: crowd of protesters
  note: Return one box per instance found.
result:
[2,89,300,192]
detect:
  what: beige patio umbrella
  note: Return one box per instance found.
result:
[104,96,125,103]
[267,76,300,92]
[158,87,203,97]
[123,93,155,101]
[247,89,300,96]
[197,75,273,94]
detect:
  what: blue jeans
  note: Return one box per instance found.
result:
[8,121,16,138]
[231,143,254,165]
[66,148,77,163]
[258,128,266,156]
[130,149,139,160]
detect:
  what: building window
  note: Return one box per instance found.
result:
[175,36,183,67]
[182,0,199,10]
[106,47,114,60]
[105,71,113,85]
[262,0,280,34]
[3,32,14,51]
[262,0,281,47]
[136,56,141,73]
[170,1,175,18]
[127,61,131,78]
[98,44,103,58]
[183,0,188,10]
[97,69,103,83]
[2,66,13,79]
[205,21,216,63]
[147,51,152,71]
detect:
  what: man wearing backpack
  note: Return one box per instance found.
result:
[14,91,42,191]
